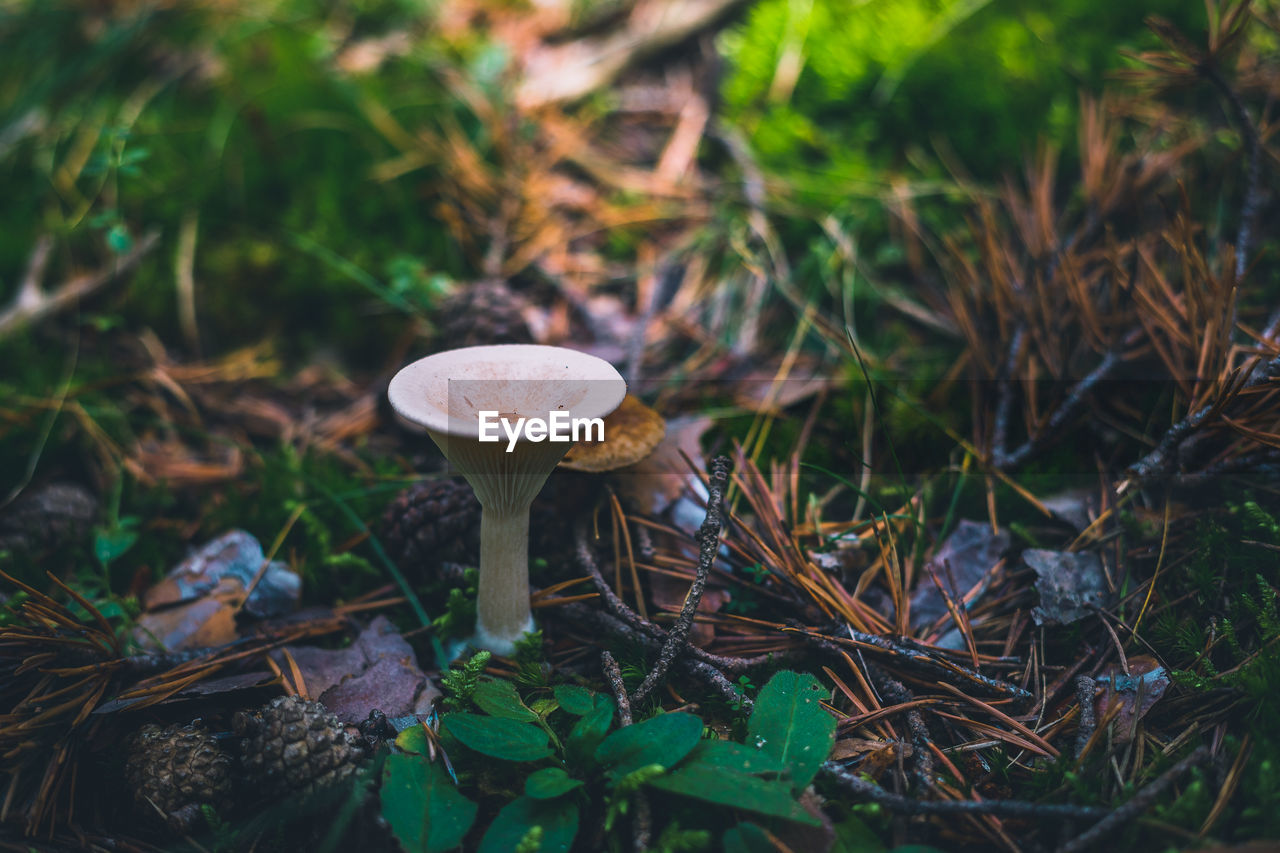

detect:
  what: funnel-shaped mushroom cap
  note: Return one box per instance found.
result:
[389,345,626,441]
[388,345,627,508]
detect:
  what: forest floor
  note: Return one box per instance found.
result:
[2,1,1280,851]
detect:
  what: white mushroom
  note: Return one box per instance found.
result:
[387,344,626,655]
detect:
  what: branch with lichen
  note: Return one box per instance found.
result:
[600,651,651,852]
[798,627,1032,703]
[867,664,934,787]
[1073,676,1097,760]
[574,515,793,677]
[1125,354,1280,488]
[630,454,730,702]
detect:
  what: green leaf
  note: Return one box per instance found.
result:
[746,671,836,790]
[565,695,613,767]
[723,822,775,853]
[595,712,703,779]
[106,223,133,254]
[553,684,595,715]
[681,740,787,776]
[830,812,888,853]
[395,725,429,755]
[442,713,552,762]
[473,678,538,721]
[381,754,476,853]
[93,523,138,566]
[478,795,578,853]
[525,767,583,800]
[650,763,821,826]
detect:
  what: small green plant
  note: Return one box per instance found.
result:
[198,804,236,853]
[440,650,492,711]
[513,629,550,686]
[1142,497,1280,841]
[431,571,479,641]
[379,670,837,852]
[92,477,139,585]
[730,674,756,711]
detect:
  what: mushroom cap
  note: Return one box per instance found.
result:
[559,395,666,472]
[387,345,627,442]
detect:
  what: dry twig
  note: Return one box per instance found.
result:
[516,0,749,108]
[822,761,1109,822]
[601,651,650,852]
[1057,746,1212,853]
[631,455,730,702]
[0,232,161,338]
[1074,675,1097,760]
[868,665,935,786]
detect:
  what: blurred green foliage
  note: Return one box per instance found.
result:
[720,0,1203,186]
[0,0,1216,370]
[0,0,458,365]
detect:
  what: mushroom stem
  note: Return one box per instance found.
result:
[474,507,536,654]
[386,345,627,656]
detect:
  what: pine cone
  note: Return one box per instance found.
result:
[437,279,533,348]
[233,696,366,800]
[124,722,233,832]
[0,482,96,557]
[381,478,482,576]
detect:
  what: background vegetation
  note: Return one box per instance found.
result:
[2,1,1279,851]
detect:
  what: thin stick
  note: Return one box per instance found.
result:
[1202,67,1261,283]
[800,630,1033,702]
[602,651,633,726]
[602,651,650,853]
[822,761,1109,821]
[1074,676,1097,760]
[573,524,794,675]
[1057,746,1211,853]
[577,524,664,641]
[994,350,1122,470]
[556,603,752,711]
[0,231,161,337]
[684,657,753,712]
[631,456,731,703]
[869,664,935,786]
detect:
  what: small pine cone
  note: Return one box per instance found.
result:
[0,482,97,557]
[233,696,366,800]
[381,478,482,576]
[437,279,533,349]
[124,722,233,831]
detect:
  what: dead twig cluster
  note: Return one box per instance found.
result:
[547,439,1222,850]
[565,455,755,709]
[922,1,1278,490]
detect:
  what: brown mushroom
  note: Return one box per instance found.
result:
[558,394,666,473]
